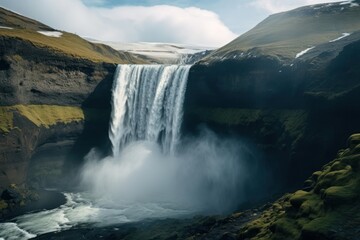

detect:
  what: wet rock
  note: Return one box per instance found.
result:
[1,187,21,202]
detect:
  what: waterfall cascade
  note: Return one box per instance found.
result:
[109,64,191,156]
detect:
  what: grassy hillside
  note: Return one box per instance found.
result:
[0,105,84,133]
[208,1,360,60]
[0,7,146,64]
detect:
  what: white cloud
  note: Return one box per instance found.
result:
[0,0,237,47]
[252,0,343,13]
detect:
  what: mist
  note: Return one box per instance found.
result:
[81,127,264,214]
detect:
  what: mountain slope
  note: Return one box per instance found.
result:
[204,0,360,61]
[185,0,360,194]
[0,7,146,64]
[0,7,131,192]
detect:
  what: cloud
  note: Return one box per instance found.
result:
[0,0,237,46]
[251,0,344,13]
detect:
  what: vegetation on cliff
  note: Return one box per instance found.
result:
[239,134,360,240]
[0,105,84,133]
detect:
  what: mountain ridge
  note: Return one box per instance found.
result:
[202,0,360,62]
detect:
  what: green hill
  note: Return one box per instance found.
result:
[205,0,360,61]
[0,7,146,64]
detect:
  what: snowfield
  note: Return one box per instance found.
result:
[85,38,213,63]
[37,31,63,38]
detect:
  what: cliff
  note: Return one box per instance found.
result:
[184,1,360,190]
[0,7,147,191]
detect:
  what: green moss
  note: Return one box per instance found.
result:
[0,107,13,133]
[348,134,360,149]
[0,105,85,133]
[315,167,353,192]
[238,133,360,239]
[14,105,84,127]
[302,214,338,238]
[0,105,112,133]
[272,218,301,239]
[0,200,8,210]
[298,196,323,218]
[324,185,356,206]
[289,190,311,208]
[0,29,145,64]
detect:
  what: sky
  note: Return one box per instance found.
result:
[0,0,345,47]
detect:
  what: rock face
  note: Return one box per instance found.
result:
[0,7,144,191]
[0,37,116,107]
[184,2,360,189]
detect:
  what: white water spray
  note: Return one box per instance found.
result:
[82,63,262,214]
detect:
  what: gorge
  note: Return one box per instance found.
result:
[1,1,360,239]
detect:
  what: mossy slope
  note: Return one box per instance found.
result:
[0,105,84,133]
[0,7,146,64]
[239,134,360,240]
[0,28,143,64]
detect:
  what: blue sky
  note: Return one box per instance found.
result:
[0,0,343,46]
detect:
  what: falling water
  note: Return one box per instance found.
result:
[109,64,191,156]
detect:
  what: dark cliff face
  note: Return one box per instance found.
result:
[0,49,114,191]
[0,38,117,190]
[0,6,148,190]
[0,36,116,107]
[184,2,360,191]
[184,38,360,190]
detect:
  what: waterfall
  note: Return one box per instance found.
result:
[109,64,191,157]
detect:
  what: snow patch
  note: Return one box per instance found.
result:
[0,26,13,29]
[329,33,351,42]
[85,38,213,63]
[340,0,359,7]
[295,46,315,58]
[37,31,63,38]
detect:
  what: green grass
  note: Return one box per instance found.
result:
[0,28,144,63]
[0,107,14,133]
[207,4,360,60]
[0,105,85,133]
[0,7,146,64]
[14,105,84,127]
